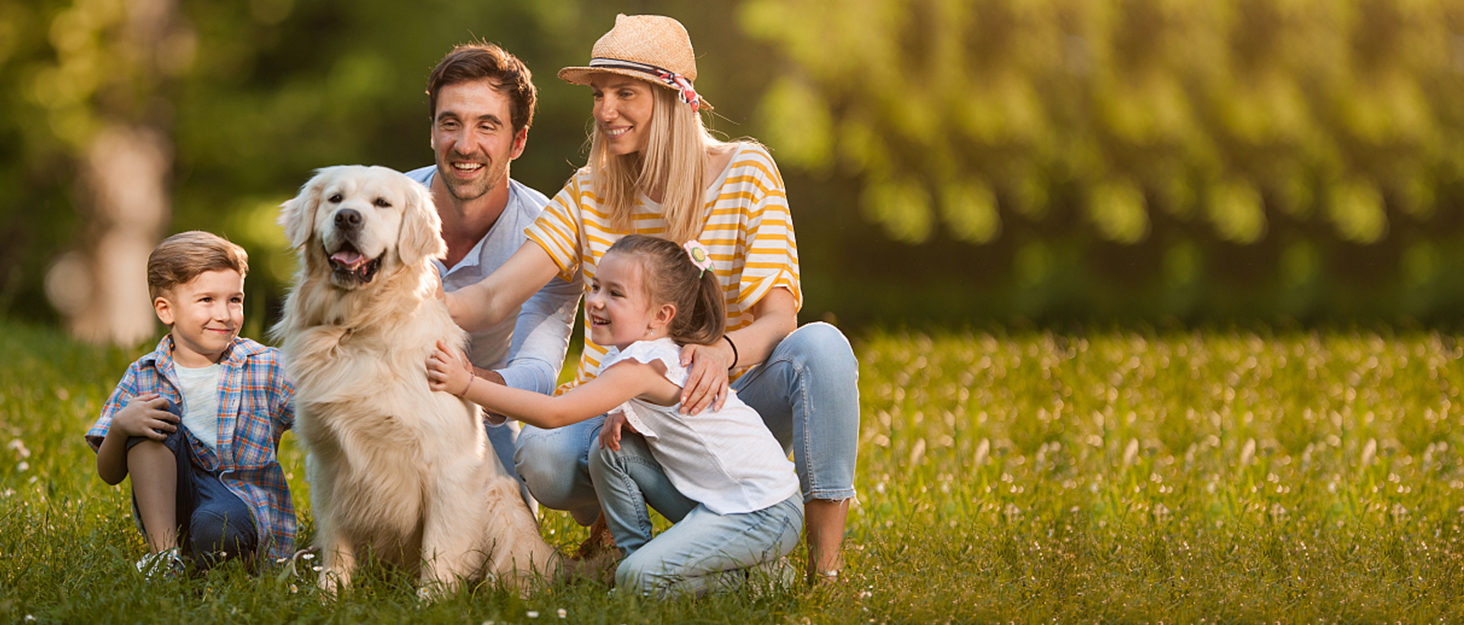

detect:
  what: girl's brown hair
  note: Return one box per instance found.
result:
[606,234,725,346]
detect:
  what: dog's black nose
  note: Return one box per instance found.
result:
[335,209,362,228]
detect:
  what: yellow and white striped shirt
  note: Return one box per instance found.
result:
[526,142,801,389]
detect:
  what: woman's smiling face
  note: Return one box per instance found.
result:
[591,74,656,156]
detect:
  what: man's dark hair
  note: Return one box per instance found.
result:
[427,42,537,134]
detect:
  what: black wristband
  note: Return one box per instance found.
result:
[722,334,739,370]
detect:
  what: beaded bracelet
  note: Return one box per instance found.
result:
[456,370,476,398]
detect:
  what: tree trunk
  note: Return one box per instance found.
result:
[43,0,185,345]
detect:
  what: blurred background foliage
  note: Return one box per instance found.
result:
[2,0,1464,340]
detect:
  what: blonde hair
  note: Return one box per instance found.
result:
[589,86,728,244]
[147,231,249,301]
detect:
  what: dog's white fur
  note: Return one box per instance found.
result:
[273,165,559,596]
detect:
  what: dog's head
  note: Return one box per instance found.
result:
[280,165,444,290]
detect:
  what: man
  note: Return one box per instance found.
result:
[406,44,581,504]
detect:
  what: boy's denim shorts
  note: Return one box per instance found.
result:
[126,409,258,568]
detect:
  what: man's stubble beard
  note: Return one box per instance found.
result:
[438,157,507,203]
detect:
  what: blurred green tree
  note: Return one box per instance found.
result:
[741,0,1464,323]
[4,0,1464,333]
[743,0,1461,246]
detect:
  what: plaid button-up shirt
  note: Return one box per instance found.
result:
[87,335,297,560]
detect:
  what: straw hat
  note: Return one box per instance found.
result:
[558,14,713,111]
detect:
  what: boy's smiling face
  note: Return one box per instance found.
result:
[155,269,245,368]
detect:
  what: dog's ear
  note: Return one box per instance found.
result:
[280,168,332,250]
[397,173,445,266]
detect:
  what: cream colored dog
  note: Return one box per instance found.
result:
[272,165,559,597]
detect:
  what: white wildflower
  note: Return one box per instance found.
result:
[8,439,31,459]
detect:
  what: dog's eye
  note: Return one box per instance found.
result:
[373,198,392,208]
[328,194,343,203]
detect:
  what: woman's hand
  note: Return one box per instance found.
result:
[679,340,735,415]
[112,393,177,441]
[598,408,638,451]
[426,340,473,396]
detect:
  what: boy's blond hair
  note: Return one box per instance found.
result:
[146,231,250,301]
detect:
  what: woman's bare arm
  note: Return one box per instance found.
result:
[445,241,564,332]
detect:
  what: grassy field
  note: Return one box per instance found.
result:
[1,319,1462,623]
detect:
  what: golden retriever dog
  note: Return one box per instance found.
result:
[272,165,559,597]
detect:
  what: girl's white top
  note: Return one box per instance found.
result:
[600,338,799,515]
[174,362,222,452]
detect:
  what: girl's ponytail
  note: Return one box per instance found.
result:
[679,264,726,346]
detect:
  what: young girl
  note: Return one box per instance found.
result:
[427,234,803,597]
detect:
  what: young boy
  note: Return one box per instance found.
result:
[86,231,296,577]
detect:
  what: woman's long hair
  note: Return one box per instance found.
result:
[588,86,727,244]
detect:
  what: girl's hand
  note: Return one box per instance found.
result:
[679,341,733,415]
[426,340,473,396]
[598,409,638,451]
[113,393,177,441]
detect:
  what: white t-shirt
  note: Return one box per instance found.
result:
[600,338,799,515]
[174,362,222,452]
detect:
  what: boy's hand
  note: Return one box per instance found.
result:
[113,393,178,441]
[426,340,472,396]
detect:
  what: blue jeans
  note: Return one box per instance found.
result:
[127,419,258,570]
[484,419,535,513]
[514,322,860,524]
[590,432,803,597]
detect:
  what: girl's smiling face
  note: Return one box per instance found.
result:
[586,251,671,350]
[590,74,656,156]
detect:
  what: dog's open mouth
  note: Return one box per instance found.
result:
[328,243,382,285]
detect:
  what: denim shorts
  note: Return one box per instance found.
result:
[126,416,258,569]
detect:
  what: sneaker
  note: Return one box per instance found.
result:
[135,548,185,579]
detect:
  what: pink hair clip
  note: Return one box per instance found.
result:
[683,240,713,276]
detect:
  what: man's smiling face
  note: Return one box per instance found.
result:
[430,79,526,203]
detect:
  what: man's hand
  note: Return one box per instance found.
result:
[475,368,511,425]
[112,393,178,441]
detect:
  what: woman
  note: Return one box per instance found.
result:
[445,13,858,583]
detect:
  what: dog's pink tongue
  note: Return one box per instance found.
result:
[330,251,365,267]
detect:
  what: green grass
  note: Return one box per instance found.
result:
[2,319,1462,623]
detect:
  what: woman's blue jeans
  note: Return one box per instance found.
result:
[514,322,860,525]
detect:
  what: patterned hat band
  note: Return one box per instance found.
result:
[589,58,703,112]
